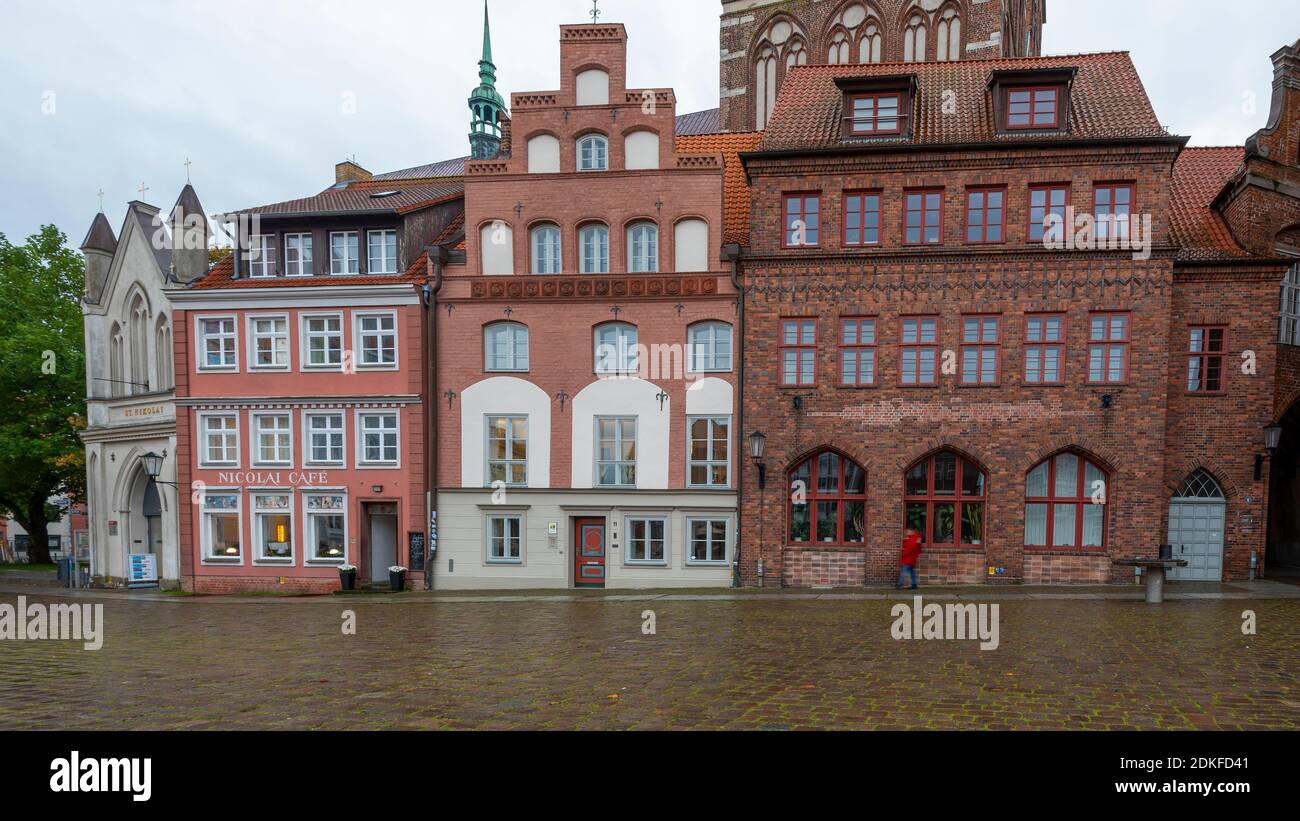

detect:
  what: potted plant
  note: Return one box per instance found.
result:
[338,564,357,591]
[388,565,407,592]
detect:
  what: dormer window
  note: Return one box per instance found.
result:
[836,75,914,141]
[578,135,608,172]
[848,93,901,136]
[1006,86,1060,129]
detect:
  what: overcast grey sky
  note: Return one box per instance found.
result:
[0,0,1296,243]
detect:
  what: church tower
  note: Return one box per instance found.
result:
[468,1,505,160]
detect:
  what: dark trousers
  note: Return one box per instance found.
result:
[898,565,917,588]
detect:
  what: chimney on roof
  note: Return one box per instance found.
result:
[336,159,372,184]
[80,211,118,302]
[170,183,209,284]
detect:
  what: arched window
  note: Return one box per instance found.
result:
[575,68,610,106]
[579,223,609,273]
[484,322,529,372]
[626,222,658,273]
[129,294,149,393]
[789,450,867,544]
[755,43,778,131]
[903,12,927,62]
[828,28,851,64]
[936,7,961,61]
[1025,452,1107,548]
[624,131,660,171]
[577,135,608,172]
[785,36,808,71]
[859,21,883,62]
[674,218,709,273]
[109,322,125,398]
[905,451,985,546]
[1281,263,1300,345]
[594,322,638,374]
[530,224,562,274]
[479,221,514,275]
[688,321,733,372]
[1175,469,1225,499]
[527,134,560,174]
[155,315,172,390]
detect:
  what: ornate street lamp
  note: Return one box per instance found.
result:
[1265,423,1283,455]
[748,430,767,489]
[139,451,177,487]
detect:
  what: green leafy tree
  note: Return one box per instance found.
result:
[0,225,86,564]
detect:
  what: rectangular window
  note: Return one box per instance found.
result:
[367,230,398,274]
[687,518,728,565]
[303,315,342,369]
[486,514,523,563]
[358,413,399,466]
[626,517,667,565]
[783,193,820,247]
[249,315,289,369]
[688,416,730,487]
[1187,326,1226,394]
[1006,86,1059,129]
[688,322,732,372]
[1029,184,1070,242]
[1093,183,1133,242]
[1088,312,1130,384]
[840,317,877,386]
[199,316,237,370]
[960,315,1000,385]
[201,492,242,561]
[1024,314,1065,385]
[248,234,277,277]
[1281,265,1300,345]
[329,231,359,275]
[485,322,529,372]
[781,318,817,386]
[253,414,292,466]
[900,316,939,385]
[305,413,344,466]
[284,233,313,276]
[904,188,943,245]
[843,191,881,246]
[965,187,1005,243]
[201,414,239,466]
[595,416,637,487]
[848,92,901,135]
[253,493,292,562]
[487,415,528,486]
[356,312,397,368]
[305,494,346,562]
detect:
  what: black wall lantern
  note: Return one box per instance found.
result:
[748,430,767,489]
[1256,422,1285,481]
[139,451,176,487]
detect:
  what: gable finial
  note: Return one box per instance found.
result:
[97,188,105,213]
[184,157,192,184]
[590,0,600,23]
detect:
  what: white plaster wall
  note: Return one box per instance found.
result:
[527,134,560,173]
[575,69,610,106]
[479,223,515,275]
[674,219,709,273]
[460,377,552,488]
[624,131,660,170]
[685,376,733,416]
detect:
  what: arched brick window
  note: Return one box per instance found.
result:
[789,450,867,545]
[935,6,961,61]
[902,11,927,62]
[904,451,985,546]
[1024,452,1107,548]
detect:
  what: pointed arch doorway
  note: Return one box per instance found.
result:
[1167,469,1226,581]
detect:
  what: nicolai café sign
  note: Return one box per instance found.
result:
[215,471,333,485]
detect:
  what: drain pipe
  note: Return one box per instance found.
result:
[723,243,744,588]
[423,245,449,590]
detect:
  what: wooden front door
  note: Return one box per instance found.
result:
[574,518,607,588]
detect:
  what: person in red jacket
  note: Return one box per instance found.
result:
[898,529,922,589]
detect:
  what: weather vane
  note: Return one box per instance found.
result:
[590,0,600,23]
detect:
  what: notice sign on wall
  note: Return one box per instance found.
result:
[127,553,158,588]
[408,532,425,571]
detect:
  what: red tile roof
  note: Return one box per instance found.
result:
[676,131,764,246]
[759,52,1170,153]
[1170,147,1249,261]
[190,251,427,289]
[238,180,463,217]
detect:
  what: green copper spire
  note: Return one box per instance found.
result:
[469,0,505,160]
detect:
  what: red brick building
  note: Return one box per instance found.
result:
[734,41,1300,587]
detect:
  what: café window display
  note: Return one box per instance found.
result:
[305,494,347,563]
[254,493,293,562]
[202,492,242,561]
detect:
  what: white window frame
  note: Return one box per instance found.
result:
[198,412,240,468]
[251,490,294,565]
[300,312,343,371]
[594,415,637,488]
[531,224,562,274]
[1281,263,1300,346]
[686,517,731,566]
[200,489,243,564]
[579,224,610,273]
[356,410,400,468]
[627,222,659,273]
[594,322,638,374]
[303,490,349,565]
[251,412,293,467]
[484,322,529,372]
[577,134,609,171]
[329,230,360,275]
[284,233,313,277]
[484,512,525,565]
[688,321,733,373]
[485,414,528,487]
[247,313,290,371]
[687,415,731,488]
[248,234,277,278]
[354,311,399,370]
[624,515,669,566]
[367,229,398,275]
[195,314,238,372]
[302,411,345,467]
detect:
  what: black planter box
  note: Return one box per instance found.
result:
[339,568,357,591]
[389,570,406,592]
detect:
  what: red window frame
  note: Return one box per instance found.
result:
[964,186,1007,244]
[899,315,939,386]
[1005,85,1060,130]
[903,451,986,548]
[1024,452,1108,550]
[782,192,821,248]
[1087,312,1131,384]
[780,317,818,387]
[1024,313,1066,385]
[842,190,882,247]
[839,316,877,387]
[787,450,868,546]
[1093,182,1134,242]
[1186,325,1227,395]
[1028,183,1070,243]
[847,92,903,135]
[959,314,1001,385]
[903,187,944,245]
